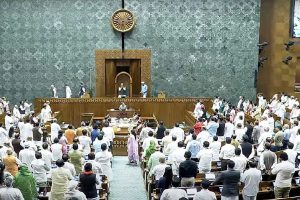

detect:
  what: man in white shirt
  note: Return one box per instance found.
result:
[139,123,154,144]
[161,130,172,154]
[50,119,61,142]
[170,123,184,141]
[51,138,63,161]
[224,119,235,139]
[234,109,245,128]
[193,180,217,200]
[93,133,110,153]
[165,136,178,156]
[196,127,211,149]
[65,84,72,98]
[197,141,213,172]
[4,112,13,131]
[235,123,245,142]
[62,154,76,177]
[160,177,188,200]
[257,127,273,156]
[210,136,221,161]
[78,129,92,156]
[102,121,115,151]
[41,143,53,169]
[186,134,201,161]
[149,156,168,181]
[169,141,186,176]
[219,137,235,170]
[0,123,8,143]
[241,161,262,200]
[22,119,33,141]
[267,113,275,132]
[142,131,158,150]
[289,120,299,143]
[24,99,32,115]
[272,152,295,199]
[19,144,36,171]
[230,148,247,172]
[285,142,297,165]
[31,151,50,188]
[51,84,58,98]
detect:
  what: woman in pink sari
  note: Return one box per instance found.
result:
[127,129,139,165]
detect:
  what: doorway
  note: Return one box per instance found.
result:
[95,49,151,97]
[105,59,141,97]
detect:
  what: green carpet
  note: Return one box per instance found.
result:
[109,156,147,200]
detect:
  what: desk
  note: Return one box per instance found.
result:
[107,109,138,118]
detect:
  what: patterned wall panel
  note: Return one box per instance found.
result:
[125,0,260,101]
[0,0,260,103]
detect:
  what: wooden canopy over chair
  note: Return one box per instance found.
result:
[115,72,132,97]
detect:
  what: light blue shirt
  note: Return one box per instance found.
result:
[141,84,148,94]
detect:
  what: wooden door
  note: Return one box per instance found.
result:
[105,59,116,97]
[130,59,141,97]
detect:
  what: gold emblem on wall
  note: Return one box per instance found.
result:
[111,9,135,32]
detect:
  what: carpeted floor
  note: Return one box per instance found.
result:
[109,156,147,200]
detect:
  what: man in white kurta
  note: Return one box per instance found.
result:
[19,145,36,171]
[95,143,113,181]
[51,85,58,98]
[5,113,13,131]
[51,119,61,142]
[50,159,73,200]
[65,85,72,98]
[22,120,33,141]
[169,141,186,176]
[197,141,213,172]
[0,123,8,143]
[170,123,184,141]
[78,130,92,156]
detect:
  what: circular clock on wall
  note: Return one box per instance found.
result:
[111,9,136,32]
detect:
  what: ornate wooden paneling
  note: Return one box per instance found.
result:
[258,0,300,99]
[35,98,211,127]
[95,49,151,97]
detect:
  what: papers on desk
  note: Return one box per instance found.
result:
[205,173,216,181]
[186,188,197,196]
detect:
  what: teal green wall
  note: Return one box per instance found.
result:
[0,0,260,103]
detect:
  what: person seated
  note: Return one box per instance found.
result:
[193,179,217,200]
[0,175,24,200]
[118,83,127,98]
[119,102,127,111]
[160,176,188,200]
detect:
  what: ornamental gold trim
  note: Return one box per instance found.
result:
[35,97,212,104]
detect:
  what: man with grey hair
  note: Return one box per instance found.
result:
[0,175,24,200]
[149,156,168,182]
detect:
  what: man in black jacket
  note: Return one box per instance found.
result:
[213,160,240,200]
[179,151,198,187]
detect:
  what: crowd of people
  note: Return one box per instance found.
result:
[0,92,300,199]
[0,98,116,200]
[137,93,300,200]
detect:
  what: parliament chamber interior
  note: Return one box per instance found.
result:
[1,0,300,200]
